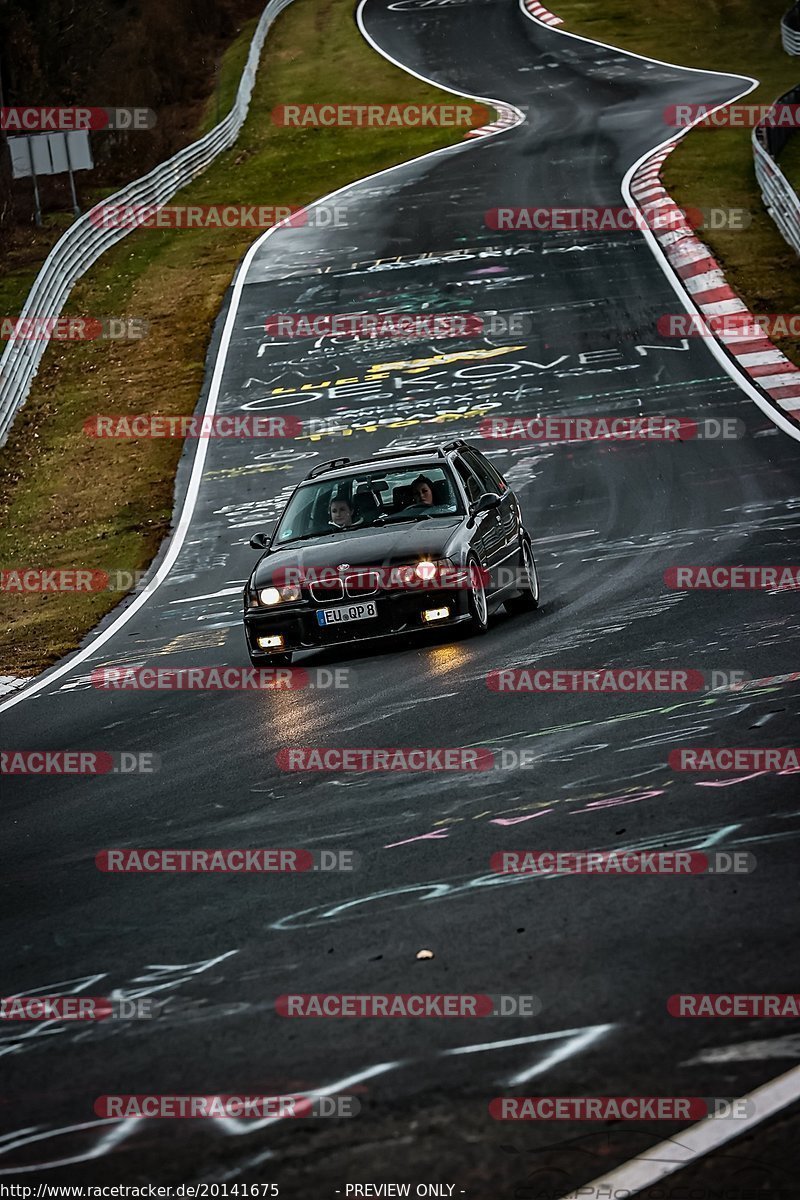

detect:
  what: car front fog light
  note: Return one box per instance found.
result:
[422,606,450,622]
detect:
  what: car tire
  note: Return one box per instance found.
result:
[464,555,489,635]
[505,539,539,614]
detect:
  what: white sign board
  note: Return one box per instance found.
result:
[8,131,93,179]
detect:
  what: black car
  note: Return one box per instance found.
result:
[242,439,539,666]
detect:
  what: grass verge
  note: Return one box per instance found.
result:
[545,0,800,367]
[0,0,483,676]
[778,130,800,193]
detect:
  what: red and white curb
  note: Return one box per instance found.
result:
[465,102,523,139]
[631,146,800,428]
[524,0,563,27]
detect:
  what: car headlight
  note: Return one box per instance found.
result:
[259,584,301,606]
[410,557,455,585]
[414,559,438,582]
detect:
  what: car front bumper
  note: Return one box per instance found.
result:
[243,586,471,659]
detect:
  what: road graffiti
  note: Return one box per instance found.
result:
[0,1025,614,1174]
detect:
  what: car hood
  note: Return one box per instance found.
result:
[252,519,462,587]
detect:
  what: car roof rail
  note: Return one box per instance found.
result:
[304,457,352,480]
[303,443,469,479]
[365,444,445,462]
[365,442,463,463]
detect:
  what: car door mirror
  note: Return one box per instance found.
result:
[469,492,501,518]
[249,530,272,550]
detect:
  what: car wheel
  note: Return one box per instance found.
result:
[249,652,293,668]
[464,555,489,635]
[505,539,539,614]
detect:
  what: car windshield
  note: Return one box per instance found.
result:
[274,463,463,545]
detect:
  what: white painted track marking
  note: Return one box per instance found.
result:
[567,1064,800,1198]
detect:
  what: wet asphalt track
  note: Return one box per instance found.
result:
[1,0,799,1192]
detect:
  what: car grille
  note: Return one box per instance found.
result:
[308,578,344,603]
[307,571,381,603]
[344,571,380,598]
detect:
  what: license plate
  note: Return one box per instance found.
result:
[316,600,378,626]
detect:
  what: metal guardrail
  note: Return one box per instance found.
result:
[753,84,800,257]
[781,2,800,53]
[0,0,295,448]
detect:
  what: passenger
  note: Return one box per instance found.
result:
[408,474,435,507]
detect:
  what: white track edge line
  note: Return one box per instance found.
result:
[519,0,800,446]
[567,1063,800,1198]
[0,0,523,716]
[372,15,800,1191]
[518,0,755,79]
[356,1,526,130]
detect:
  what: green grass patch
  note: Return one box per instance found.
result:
[0,216,74,316]
[198,17,261,136]
[778,131,800,193]
[0,0,484,675]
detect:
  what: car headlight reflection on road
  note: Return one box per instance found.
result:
[259,585,301,606]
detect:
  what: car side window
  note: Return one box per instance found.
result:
[462,448,505,494]
[453,457,483,503]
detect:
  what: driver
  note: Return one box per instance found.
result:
[329,495,358,529]
[408,474,435,507]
